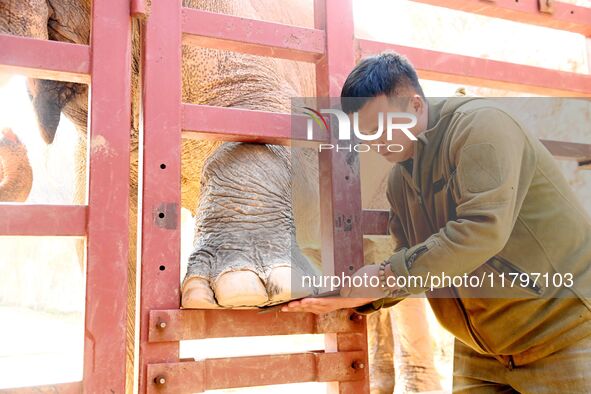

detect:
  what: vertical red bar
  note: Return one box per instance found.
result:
[138,0,182,392]
[314,1,370,393]
[84,0,132,391]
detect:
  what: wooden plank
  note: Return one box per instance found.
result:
[148,309,365,342]
[82,0,132,391]
[138,0,183,393]
[146,351,365,393]
[182,8,325,62]
[0,204,87,236]
[0,382,82,394]
[315,1,371,393]
[410,0,591,36]
[0,34,90,84]
[182,104,325,144]
[357,39,591,97]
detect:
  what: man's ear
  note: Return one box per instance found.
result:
[409,95,424,115]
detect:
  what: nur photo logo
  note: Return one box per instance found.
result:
[302,106,417,153]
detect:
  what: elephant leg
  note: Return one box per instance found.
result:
[391,298,442,394]
[363,236,395,394]
[368,309,395,394]
[182,143,319,308]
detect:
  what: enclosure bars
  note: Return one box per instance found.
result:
[0,0,133,393]
[139,0,370,393]
[139,0,591,393]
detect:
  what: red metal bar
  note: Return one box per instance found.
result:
[0,204,87,236]
[0,382,82,394]
[0,34,90,84]
[315,1,371,393]
[148,309,364,342]
[182,104,324,144]
[181,8,325,62]
[357,39,591,97]
[410,0,591,36]
[138,0,183,392]
[83,0,132,391]
[131,0,147,18]
[541,140,591,162]
[146,351,365,393]
[362,209,390,236]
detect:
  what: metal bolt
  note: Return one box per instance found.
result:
[349,313,363,322]
[352,360,365,370]
[154,376,166,385]
[157,321,167,329]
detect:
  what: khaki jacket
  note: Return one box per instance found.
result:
[356,97,591,367]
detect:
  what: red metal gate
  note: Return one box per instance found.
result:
[138,1,591,393]
[0,0,133,392]
[1,0,591,393]
[138,0,371,393]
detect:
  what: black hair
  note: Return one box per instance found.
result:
[340,51,425,113]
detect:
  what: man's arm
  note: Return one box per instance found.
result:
[388,108,536,294]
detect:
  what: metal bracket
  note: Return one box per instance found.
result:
[539,0,555,14]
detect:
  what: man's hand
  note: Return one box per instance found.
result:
[281,263,398,314]
[280,296,377,314]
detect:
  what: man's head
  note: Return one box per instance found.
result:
[341,52,428,162]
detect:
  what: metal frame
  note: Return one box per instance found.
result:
[0,0,132,393]
[1,0,590,392]
[138,0,591,393]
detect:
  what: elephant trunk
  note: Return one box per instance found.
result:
[26,79,84,144]
[0,128,33,202]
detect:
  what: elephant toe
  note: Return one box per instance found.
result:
[181,277,221,309]
[266,266,313,303]
[213,270,268,307]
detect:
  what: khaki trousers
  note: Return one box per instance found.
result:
[452,335,591,393]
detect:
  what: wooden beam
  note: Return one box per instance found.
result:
[357,40,591,97]
[410,0,591,37]
[182,8,325,62]
[0,34,90,84]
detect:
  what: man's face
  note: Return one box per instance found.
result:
[353,94,426,163]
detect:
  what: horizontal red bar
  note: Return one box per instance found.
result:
[357,40,591,97]
[182,104,327,144]
[0,34,90,84]
[146,351,365,393]
[0,204,87,236]
[149,309,364,342]
[362,209,390,236]
[411,0,591,36]
[182,8,325,62]
[0,381,82,393]
[541,140,591,162]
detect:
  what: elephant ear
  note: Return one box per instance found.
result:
[0,128,33,202]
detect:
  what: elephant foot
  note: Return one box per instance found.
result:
[182,143,319,309]
[182,265,315,309]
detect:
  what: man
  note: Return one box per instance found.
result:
[283,52,591,392]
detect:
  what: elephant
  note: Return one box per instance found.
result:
[0,1,444,392]
[0,128,33,202]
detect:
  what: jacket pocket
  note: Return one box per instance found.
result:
[487,256,544,296]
